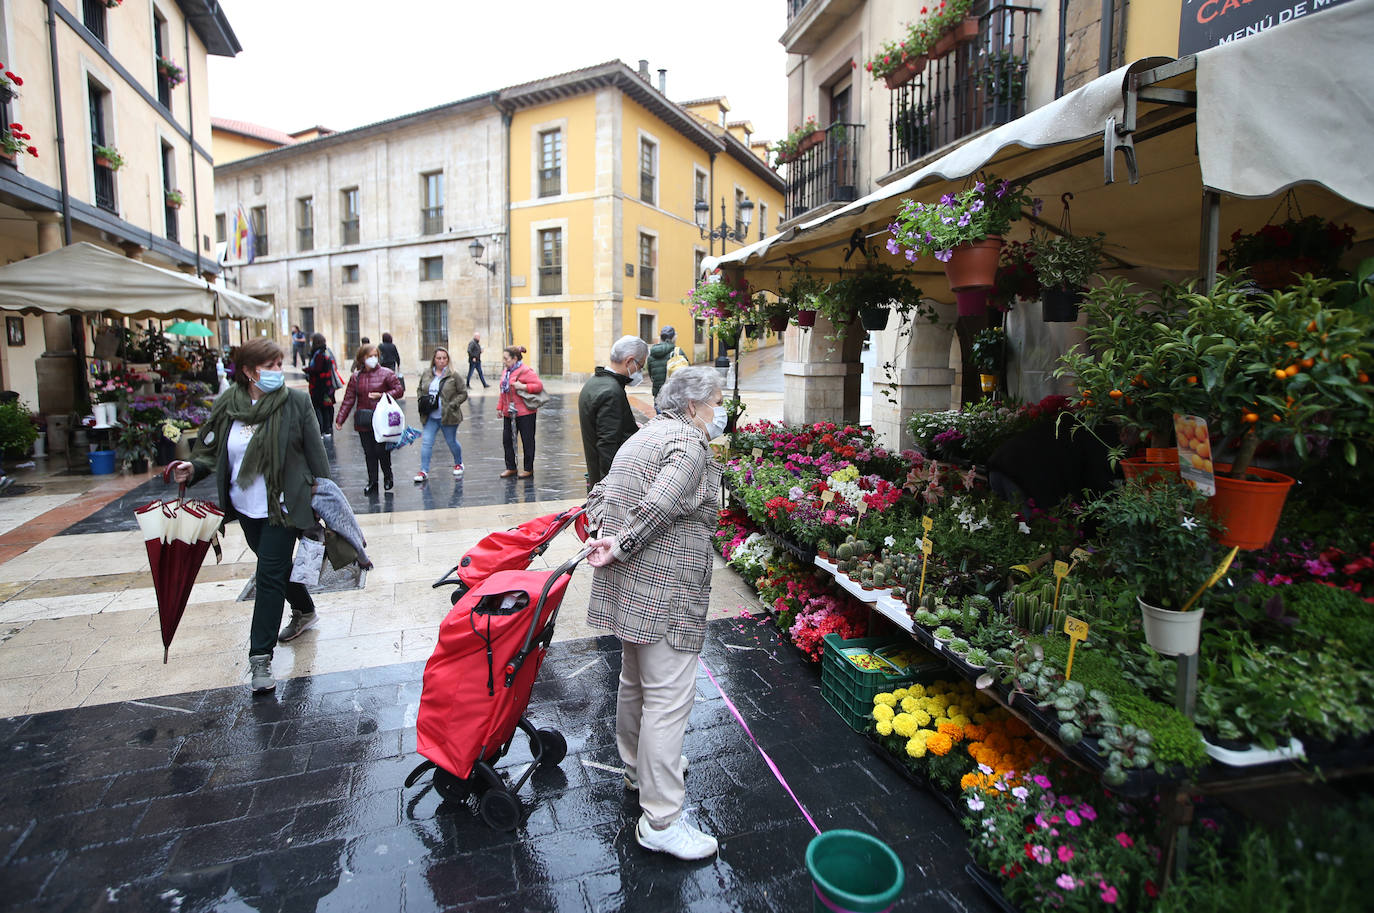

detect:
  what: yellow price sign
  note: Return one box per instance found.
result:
[821,490,835,504]
[922,516,934,532]
[1063,615,1090,680]
[856,500,867,517]
[1052,560,1070,613]
[922,536,933,556]
[751,447,764,460]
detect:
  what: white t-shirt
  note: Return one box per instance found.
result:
[227,417,269,519]
[428,370,446,398]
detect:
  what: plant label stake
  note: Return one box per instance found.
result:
[1063,616,1089,680]
[856,500,867,517]
[821,490,835,504]
[918,516,934,601]
[1052,560,1070,613]
[751,447,763,461]
[1179,546,1240,613]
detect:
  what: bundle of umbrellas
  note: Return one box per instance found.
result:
[135,476,224,662]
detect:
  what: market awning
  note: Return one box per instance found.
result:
[705,0,1374,300]
[0,242,272,321]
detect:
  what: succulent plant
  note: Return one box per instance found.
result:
[965,647,991,667]
[946,637,970,654]
[912,608,940,627]
[932,625,955,641]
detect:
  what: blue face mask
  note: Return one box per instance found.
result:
[255,369,284,392]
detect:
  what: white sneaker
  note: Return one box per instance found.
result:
[635,814,717,860]
[453,463,464,478]
[624,755,689,791]
[414,471,427,483]
[248,654,275,693]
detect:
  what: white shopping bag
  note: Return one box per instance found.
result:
[372,393,405,444]
[289,536,326,586]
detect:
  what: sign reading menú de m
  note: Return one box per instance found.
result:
[1178,0,1353,55]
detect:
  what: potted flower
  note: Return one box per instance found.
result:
[828,260,927,333]
[93,144,124,170]
[0,399,39,460]
[116,423,156,474]
[928,0,978,58]
[795,115,824,154]
[0,64,23,103]
[1080,478,1223,655]
[865,31,928,90]
[1028,231,1106,322]
[1222,213,1356,289]
[988,240,1039,311]
[889,177,1036,291]
[1,122,37,162]
[782,268,825,328]
[165,188,184,209]
[156,56,185,89]
[969,326,1005,394]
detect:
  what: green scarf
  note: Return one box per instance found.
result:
[215,384,290,524]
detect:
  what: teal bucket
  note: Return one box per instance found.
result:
[88,449,117,475]
[806,829,904,913]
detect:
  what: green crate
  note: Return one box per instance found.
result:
[820,634,943,732]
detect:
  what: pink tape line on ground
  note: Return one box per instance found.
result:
[814,882,894,913]
[698,657,821,836]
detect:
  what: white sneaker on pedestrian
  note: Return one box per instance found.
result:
[248,654,275,693]
[453,463,464,478]
[624,755,689,791]
[635,813,717,860]
[414,470,428,483]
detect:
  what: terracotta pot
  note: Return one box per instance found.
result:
[1210,463,1295,550]
[882,56,925,90]
[1120,455,1180,485]
[95,156,114,169]
[797,129,827,154]
[1246,257,1324,290]
[953,16,980,44]
[1145,447,1178,464]
[1139,597,1205,657]
[166,199,181,210]
[943,236,1003,291]
[795,309,817,328]
[768,314,789,333]
[1042,287,1083,322]
[955,288,989,317]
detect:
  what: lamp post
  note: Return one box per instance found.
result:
[468,237,497,349]
[694,196,755,432]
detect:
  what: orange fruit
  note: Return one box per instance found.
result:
[1307,320,1318,332]
[1108,389,1124,400]
[1274,369,1287,380]
[1186,375,1198,384]
[1360,372,1370,383]
[1285,341,1299,349]
[1301,357,1315,369]
[1243,412,1259,423]
[1285,365,1300,377]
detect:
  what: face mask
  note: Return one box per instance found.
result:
[629,370,644,386]
[365,356,379,369]
[696,403,726,439]
[255,369,284,393]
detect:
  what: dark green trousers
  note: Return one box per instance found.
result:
[239,515,315,658]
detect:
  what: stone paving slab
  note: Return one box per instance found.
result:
[0,616,997,913]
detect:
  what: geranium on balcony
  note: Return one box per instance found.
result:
[1,122,37,160]
[157,56,185,89]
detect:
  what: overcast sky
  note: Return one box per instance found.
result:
[207,0,789,143]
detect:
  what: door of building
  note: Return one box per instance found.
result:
[537,317,563,376]
[639,313,655,344]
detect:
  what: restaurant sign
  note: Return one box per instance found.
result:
[1178,0,1353,55]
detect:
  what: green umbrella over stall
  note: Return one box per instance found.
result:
[165,320,215,337]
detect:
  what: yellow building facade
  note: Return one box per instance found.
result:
[501,62,783,378]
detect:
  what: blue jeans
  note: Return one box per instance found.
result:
[420,414,462,472]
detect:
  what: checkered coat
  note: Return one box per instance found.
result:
[585,412,722,653]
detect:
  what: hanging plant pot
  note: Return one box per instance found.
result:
[1138,598,1205,657]
[979,373,997,393]
[743,323,763,340]
[1042,287,1083,322]
[955,288,990,317]
[715,326,740,350]
[943,236,1003,291]
[859,306,890,331]
[1210,464,1295,550]
[795,309,817,328]
[768,314,789,333]
[1246,257,1324,290]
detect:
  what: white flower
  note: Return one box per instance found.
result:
[967,795,985,811]
[1180,516,1199,531]
[978,763,993,775]
[1012,786,1030,801]
[884,535,896,548]
[1018,521,1032,534]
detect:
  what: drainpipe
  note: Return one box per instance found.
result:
[1055,0,1068,98]
[44,0,72,244]
[707,151,716,363]
[1099,0,1115,76]
[503,108,512,347]
[183,19,203,276]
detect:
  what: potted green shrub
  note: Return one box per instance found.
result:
[781,268,825,328]
[970,326,1005,393]
[826,260,927,335]
[1029,231,1105,321]
[164,188,184,209]
[117,423,156,474]
[889,177,1036,291]
[0,399,39,459]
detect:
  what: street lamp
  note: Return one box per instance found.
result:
[694,196,754,246]
[468,237,497,274]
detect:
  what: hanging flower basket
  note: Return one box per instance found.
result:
[955,288,989,317]
[1042,287,1083,322]
[859,307,890,332]
[944,236,1003,291]
[1247,257,1325,290]
[743,323,764,340]
[714,325,740,350]
[795,309,817,328]
[768,314,790,333]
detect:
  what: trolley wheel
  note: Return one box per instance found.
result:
[478,788,521,831]
[532,728,567,767]
[432,767,471,803]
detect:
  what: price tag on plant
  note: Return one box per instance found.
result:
[751,447,763,460]
[1063,615,1090,680]
[1173,412,1216,496]
[922,516,933,533]
[1052,560,1069,613]
[856,500,867,517]
[821,490,835,504]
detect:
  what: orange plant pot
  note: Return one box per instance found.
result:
[1120,456,1180,485]
[882,56,926,89]
[943,236,1003,291]
[1145,447,1178,463]
[1209,463,1295,551]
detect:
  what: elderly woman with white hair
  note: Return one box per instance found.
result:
[577,334,651,490]
[583,365,726,860]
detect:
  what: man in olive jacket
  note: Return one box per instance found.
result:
[579,335,650,490]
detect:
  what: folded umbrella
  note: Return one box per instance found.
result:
[135,468,224,662]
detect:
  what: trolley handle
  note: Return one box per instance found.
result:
[503,545,594,686]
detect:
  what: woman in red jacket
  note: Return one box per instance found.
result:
[336,343,404,494]
[496,344,544,478]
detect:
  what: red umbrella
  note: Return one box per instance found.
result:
[135,469,223,662]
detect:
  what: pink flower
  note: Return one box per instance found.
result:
[1055,874,1077,891]
[1078,804,1097,821]
[1033,774,1051,789]
[1115,832,1134,848]
[1056,845,1074,863]
[1100,883,1119,904]
[1065,809,1081,827]
[1030,845,1051,865]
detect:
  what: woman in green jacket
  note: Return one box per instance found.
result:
[169,337,331,694]
[413,346,469,483]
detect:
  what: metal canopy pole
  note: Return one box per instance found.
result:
[1199,190,1222,293]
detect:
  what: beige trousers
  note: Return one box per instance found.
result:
[617,637,697,827]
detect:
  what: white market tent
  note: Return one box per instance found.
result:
[704,1,1374,298]
[0,242,273,321]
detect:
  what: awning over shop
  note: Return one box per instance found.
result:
[0,242,272,321]
[705,0,1374,300]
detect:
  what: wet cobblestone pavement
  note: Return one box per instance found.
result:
[0,616,998,912]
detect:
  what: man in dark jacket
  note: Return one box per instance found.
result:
[579,335,650,489]
[645,325,687,401]
[466,332,488,388]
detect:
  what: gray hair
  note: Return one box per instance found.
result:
[655,365,721,413]
[609,335,650,366]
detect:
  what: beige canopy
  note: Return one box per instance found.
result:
[704,0,1374,301]
[0,242,273,321]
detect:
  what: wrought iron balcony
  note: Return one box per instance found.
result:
[93,162,116,212]
[297,227,314,251]
[887,3,1036,174]
[784,122,863,222]
[341,219,359,246]
[421,207,444,235]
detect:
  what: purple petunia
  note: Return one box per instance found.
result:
[935,248,953,262]
[957,212,971,228]
[974,180,985,193]
[941,193,956,206]
[1031,197,1044,217]
[886,238,901,255]
[969,198,985,213]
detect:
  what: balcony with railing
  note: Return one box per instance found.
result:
[887,3,1036,175]
[93,160,116,212]
[421,207,444,235]
[782,0,864,55]
[297,227,313,251]
[783,122,863,222]
[341,219,359,246]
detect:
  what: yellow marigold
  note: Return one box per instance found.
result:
[892,687,909,700]
[901,696,919,714]
[950,715,972,729]
[925,732,954,756]
[964,724,989,742]
[960,772,982,791]
[872,704,895,722]
[874,692,898,707]
[875,719,893,737]
[906,738,927,759]
[907,684,926,699]
[912,728,934,744]
[892,713,918,739]
[911,708,932,728]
